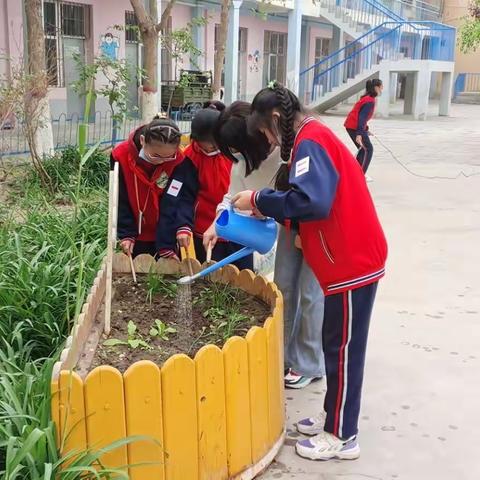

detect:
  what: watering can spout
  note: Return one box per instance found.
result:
[177,208,277,284]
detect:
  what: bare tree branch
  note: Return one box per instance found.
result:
[158,0,177,33]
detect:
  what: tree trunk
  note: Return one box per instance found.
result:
[24,0,54,157]
[131,0,177,122]
[213,0,231,99]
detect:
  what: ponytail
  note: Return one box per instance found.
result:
[362,78,383,98]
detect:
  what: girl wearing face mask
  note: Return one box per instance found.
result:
[110,117,184,258]
[344,79,383,177]
[156,108,251,268]
[232,82,387,462]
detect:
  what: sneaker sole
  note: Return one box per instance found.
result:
[285,376,322,390]
[295,443,361,461]
[296,424,323,436]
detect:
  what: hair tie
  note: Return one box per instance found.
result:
[280,160,289,165]
[268,80,277,90]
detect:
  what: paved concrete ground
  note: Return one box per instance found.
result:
[260,103,480,480]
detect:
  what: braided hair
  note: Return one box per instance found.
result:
[144,117,182,146]
[249,81,303,191]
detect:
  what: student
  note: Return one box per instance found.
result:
[203,100,226,111]
[232,82,387,461]
[111,118,183,258]
[344,79,383,176]
[205,101,325,389]
[156,108,252,270]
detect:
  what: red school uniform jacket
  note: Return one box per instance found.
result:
[156,141,232,251]
[111,128,184,243]
[254,117,388,295]
[344,95,376,134]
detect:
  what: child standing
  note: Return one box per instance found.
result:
[233,83,387,461]
[205,101,326,389]
[111,118,183,258]
[156,108,252,270]
[344,79,383,175]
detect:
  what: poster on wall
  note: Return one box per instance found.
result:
[100,33,120,60]
[248,50,260,73]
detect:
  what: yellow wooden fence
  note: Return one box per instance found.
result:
[52,259,284,480]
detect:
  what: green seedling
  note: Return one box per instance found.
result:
[146,269,178,303]
[104,320,152,350]
[149,319,177,340]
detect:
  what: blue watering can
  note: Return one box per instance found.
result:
[178,208,277,284]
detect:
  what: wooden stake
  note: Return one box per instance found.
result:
[185,243,194,278]
[206,241,213,264]
[128,254,137,283]
[104,163,119,336]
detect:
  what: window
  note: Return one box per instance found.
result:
[214,25,248,87]
[125,11,139,44]
[314,37,330,77]
[43,1,90,87]
[263,31,287,86]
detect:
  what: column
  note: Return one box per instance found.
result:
[412,68,431,120]
[157,0,163,111]
[439,71,453,116]
[299,23,310,102]
[286,0,302,95]
[376,67,390,118]
[224,0,242,105]
[191,5,205,70]
[404,72,415,115]
[331,26,345,89]
[390,73,398,104]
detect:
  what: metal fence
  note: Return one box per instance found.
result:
[0,111,192,158]
[454,73,480,98]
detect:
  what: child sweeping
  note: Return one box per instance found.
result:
[111,118,184,258]
[156,108,253,270]
[233,82,387,461]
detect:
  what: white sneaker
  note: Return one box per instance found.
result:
[296,431,360,461]
[285,369,322,389]
[365,174,373,182]
[296,411,326,435]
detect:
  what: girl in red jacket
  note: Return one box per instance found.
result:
[156,108,254,270]
[111,118,183,258]
[344,79,383,174]
[233,82,387,462]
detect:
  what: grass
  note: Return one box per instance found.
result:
[0,145,114,478]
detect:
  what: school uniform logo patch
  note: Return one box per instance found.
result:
[295,156,310,177]
[156,172,170,189]
[166,179,183,197]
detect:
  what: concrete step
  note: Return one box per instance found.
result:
[453,92,480,105]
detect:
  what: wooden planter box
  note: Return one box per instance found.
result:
[51,253,285,480]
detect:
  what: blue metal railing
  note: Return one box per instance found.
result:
[380,0,443,21]
[0,111,192,158]
[299,21,455,105]
[454,73,480,98]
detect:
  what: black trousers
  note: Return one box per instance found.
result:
[132,240,157,258]
[193,235,254,271]
[323,282,378,439]
[346,129,373,173]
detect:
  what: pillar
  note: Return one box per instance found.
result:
[439,71,453,116]
[191,5,205,70]
[331,26,345,89]
[157,0,162,111]
[299,23,310,102]
[390,73,398,104]
[286,0,302,95]
[376,68,390,118]
[404,72,415,115]
[224,0,242,105]
[412,69,431,120]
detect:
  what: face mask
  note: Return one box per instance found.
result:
[139,147,176,164]
[139,147,156,164]
[231,151,246,163]
[200,147,221,157]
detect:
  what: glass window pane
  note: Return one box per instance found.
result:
[44,2,56,36]
[45,37,58,86]
[270,33,278,54]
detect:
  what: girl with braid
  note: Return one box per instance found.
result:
[233,82,388,461]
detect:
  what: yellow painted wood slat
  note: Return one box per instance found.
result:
[161,354,199,480]
[50,364,61,446]
[246,326,270,463]
[220,264,239,285]
[234,269,256,295]
[223,337,252,477]
[195,345,228,480]
[124,361,165,480]
[265,316,284,444]
[84,366,128,471]
[59,371,87,458]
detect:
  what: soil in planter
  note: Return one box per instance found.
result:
[90,273,270,372]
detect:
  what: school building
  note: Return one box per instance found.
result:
[1,0,475,121]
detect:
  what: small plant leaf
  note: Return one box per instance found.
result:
[129,339,141,349]
[104,338,127,347]
[149,328,158,337]
[127,320,136,336]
